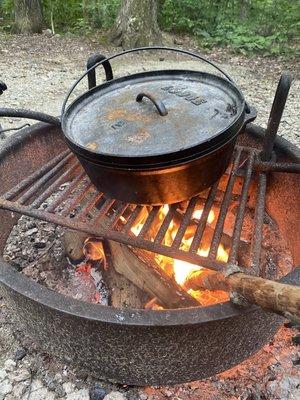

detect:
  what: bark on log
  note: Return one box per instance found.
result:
[185,270,300,323]
[14,0,44,34]
[110,0,162,48]
[102,241,148,309]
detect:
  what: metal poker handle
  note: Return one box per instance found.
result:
[61,46,238,118]
[260,72,293,161]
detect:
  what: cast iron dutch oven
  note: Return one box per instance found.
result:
[1,47,256,205]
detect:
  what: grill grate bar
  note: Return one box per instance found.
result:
[172,197,198,249]
[46,171,86,213]
[29,161,80,209]
[109,203,129,228]
[61,180,92,217]
[17,153,73,205]
[3,150,70,201]
[250,172,267,274]
[154,206,175,244]
[94,199,116,223]
[228,151,255,264]
[138,206,159,238]
[123,205,144,234]
[77,192,104,221]
[0,145,284,275]
[0,198,226,271]
[190,181,219,254]
[209,148,242,259]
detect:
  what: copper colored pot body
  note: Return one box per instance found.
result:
[76,137,236,205]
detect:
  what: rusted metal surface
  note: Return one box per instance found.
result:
[229,151,255,264]
[254,160,300,173]
[0,144,289,274]
[250,173,267,275]
[209,147,242,259]
[260,73,292,162]
[0,121,299,386]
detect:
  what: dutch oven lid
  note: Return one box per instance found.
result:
[63,69,246,166]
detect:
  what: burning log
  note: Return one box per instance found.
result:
[102,241,148,309]
[63,230,88,264]
[62,226,199,309]
[185,269,300,323]
[108,240,200,309]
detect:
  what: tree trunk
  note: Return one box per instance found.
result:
[111,0,162,48]
[14,0,44,34]
[239,0,248,20]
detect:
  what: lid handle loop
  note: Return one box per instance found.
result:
[61,47,237,119]
[136,92,168,117]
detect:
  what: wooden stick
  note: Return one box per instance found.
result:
[185,269,300,323]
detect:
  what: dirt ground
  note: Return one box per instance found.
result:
[0,33,299,145]
[0,33,299,400]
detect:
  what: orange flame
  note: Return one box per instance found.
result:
[131,204,229,305]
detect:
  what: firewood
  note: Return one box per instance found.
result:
[108,240,200,309]
[63,230,88,263]
[185,269,300,323]
[102,240,148,309]
[80,209,200,309]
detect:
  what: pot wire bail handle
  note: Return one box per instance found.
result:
[61,46,241,119]
[136,92,168,116]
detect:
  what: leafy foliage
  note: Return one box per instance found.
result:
[159,0,299,57]
[0,0,299,57]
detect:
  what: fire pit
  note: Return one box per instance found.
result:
[0,57,299,385]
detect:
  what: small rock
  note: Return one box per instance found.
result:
[4,359,16,372]
[0,369,7,382]
[89,384,107,400]
[139,394,148,400]
[12,382,30,398]
[65,389,90,400]
[292,357,300,365]
[14,347,27,361]
[54,373,63,382]
[0,379,13,399]
[173,37,183,45]
[25,228,38,236]
[12,368,31,382]
[42,28,53,37]
[104,392,126,400]
[63,382,76,394]
[292,334,300,345]
[34,240,47,249]
[28,387,56,400]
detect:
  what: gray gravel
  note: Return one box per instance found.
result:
[0,34,299,146]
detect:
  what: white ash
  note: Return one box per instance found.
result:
[3,183,109,307]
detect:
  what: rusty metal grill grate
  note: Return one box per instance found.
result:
[0,145,298,273]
